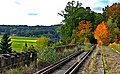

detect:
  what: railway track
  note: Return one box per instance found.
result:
[64,45,95,74]
[52,51,88,74]
[34,45,96,74]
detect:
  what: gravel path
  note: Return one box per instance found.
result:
[102,46,120,74]
[93,46,104,74]
[83,45,104,74]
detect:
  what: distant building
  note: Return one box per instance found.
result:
[12,34,17,36]
[51,38,59,43]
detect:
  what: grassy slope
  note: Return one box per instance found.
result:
[109,43,120,52]
[0,35,37,52]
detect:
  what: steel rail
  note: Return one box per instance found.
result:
[64,45,96,74]
[34,50,83,74]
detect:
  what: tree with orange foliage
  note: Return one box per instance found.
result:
[78,20,92,34]
[84,37,90,43]
[76,20,93,43]
[94,22,110,45]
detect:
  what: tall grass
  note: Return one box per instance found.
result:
[83,42,92,51]
[58,48,77,59]
[37,47,77,66]
[37,47,59,65]
[4,63,35,74]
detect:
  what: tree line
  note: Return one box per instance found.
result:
[57,1,120,45]
[0,24,61,39]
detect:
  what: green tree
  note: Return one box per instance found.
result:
[57,1,100,44]
[0,34,12,53]
[94,13,104,29]
[57,1,83,44]
[36,36,50,48]
[106,16,118,42]
[102,5,109,21]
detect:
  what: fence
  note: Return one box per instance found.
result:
[54,43,83,52]
[0,50,37,73]
[0,43,83,73]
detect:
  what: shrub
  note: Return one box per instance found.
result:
[84,42,91,51]
[52,41,62,47]
[37,47,59,64]
[36,36,50,48]
[109,43,120,52]
[58,49,76,58]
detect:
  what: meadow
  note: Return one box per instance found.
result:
[0,35,37,52]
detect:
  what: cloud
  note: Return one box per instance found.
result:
[92,0,120,13]
[28,13,38,16]
[93,7,103,11]
[109,0,120,3]
[0,0,120,26]
[99,0,109,4]
[15,1,20,5]
[95,0,110,6]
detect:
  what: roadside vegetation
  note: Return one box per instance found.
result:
[4,63,35,74]
[109,43,120,52]
[37,47,77,67]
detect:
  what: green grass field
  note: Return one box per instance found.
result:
[0,35,37,52]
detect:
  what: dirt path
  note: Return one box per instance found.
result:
[84,45,120,74]
[102,46,120,74]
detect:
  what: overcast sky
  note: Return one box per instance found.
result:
[0,0,119,26]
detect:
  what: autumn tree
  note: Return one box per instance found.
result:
[78,20,92,34]
[109,3,120,43]
[69,20,93,44]
[103,3,120,43]
[94,22,110,45]
[76,20,93,43]
[107,3,120,27]
[103,3,120,24]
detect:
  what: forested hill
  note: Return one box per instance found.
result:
[0,24,61,38]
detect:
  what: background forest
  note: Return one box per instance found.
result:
[0,24,60,39]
